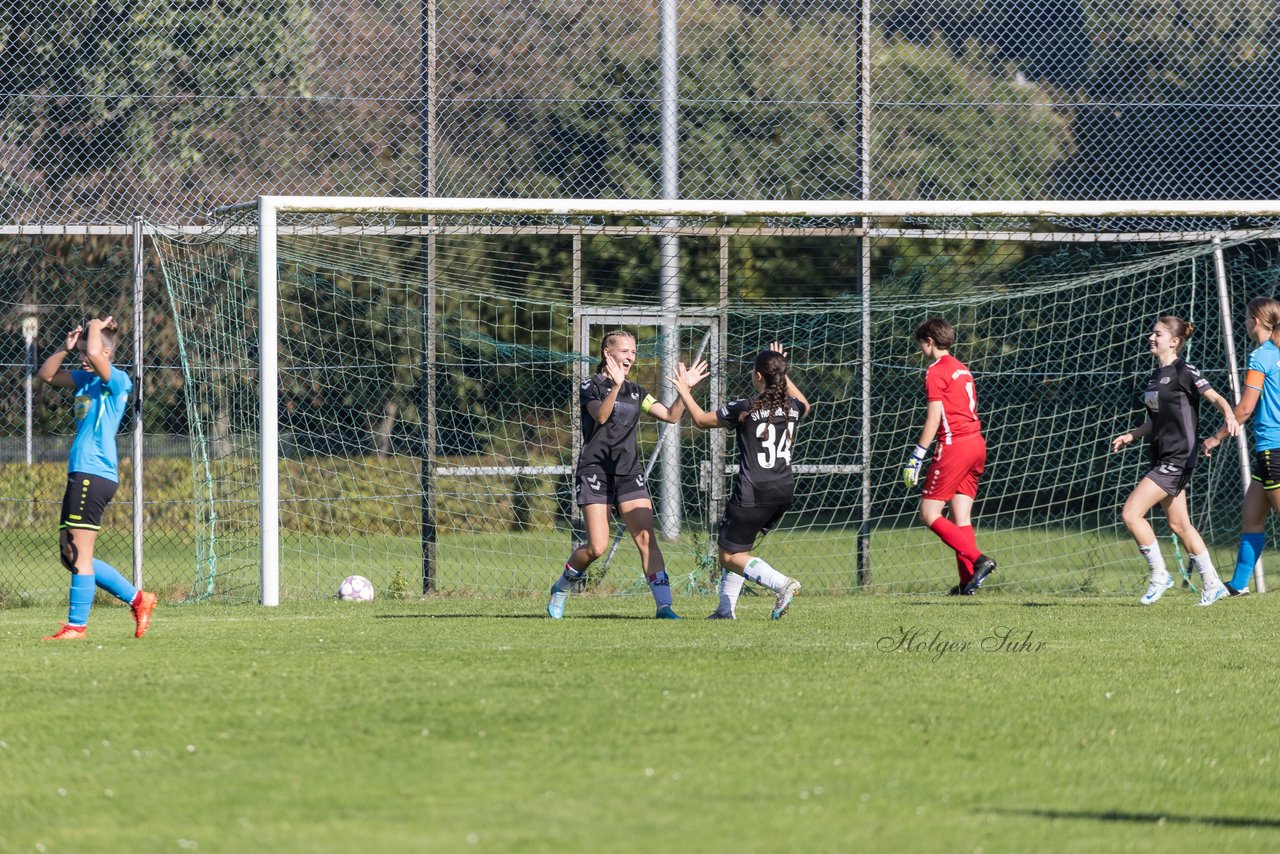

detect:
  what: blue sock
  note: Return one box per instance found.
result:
[1231,533,1264,590]
[92,559,138,605]
[68,573,95,627]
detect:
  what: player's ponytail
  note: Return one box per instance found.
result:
[1158,315,1194,354]
[594,330,634,376]
[1247,297,1280,344]
[749,349,790,420]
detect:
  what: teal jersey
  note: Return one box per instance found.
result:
[1247,342,1280,451]
[68,367,133,482]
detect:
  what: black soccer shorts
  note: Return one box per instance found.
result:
[59,472,118,531]
[1251,447,1280,490]
[576,470,650,508]
[717,501,790,553]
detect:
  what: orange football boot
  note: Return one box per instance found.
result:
[43,624,88,641]
[131,591,158,638]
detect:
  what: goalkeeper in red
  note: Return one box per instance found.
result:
[903,318,997,595]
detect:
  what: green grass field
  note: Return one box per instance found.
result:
[2,593,1277,852]
[1,522,1254,605]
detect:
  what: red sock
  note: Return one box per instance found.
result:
[929,517,981,563]
[955,525,976,583]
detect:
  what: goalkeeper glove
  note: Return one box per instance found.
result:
[902,444,928,489]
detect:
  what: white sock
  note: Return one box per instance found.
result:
[1138,542,1167,578]
[718,571,745,615]
[647,570,673,608]
[742,557,789,593]
[1191,552,1221,588]
[553,563,581,594]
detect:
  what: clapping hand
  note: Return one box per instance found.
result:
[603,354,627,386]
[671,359,709,394]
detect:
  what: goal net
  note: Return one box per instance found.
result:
[150,200,1280,603]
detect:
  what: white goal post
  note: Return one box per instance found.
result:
[221,196,1280,605]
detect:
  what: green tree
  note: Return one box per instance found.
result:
[0,0,313,221]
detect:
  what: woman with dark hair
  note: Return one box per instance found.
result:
[546,330,688,619]
[671,343,809,620]
[1111,315,1238,605]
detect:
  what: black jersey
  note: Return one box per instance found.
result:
[1142,358,1214,466]
[577,374,654,476]
[717,396,807,506]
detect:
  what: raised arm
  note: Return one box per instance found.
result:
[586,356,627,425]
[84,316,115,383]
[35,324,83,390]
[646,391,687,425]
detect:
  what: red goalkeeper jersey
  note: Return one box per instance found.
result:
[925,353,982,445]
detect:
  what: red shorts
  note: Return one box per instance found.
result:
[922,435,986,501]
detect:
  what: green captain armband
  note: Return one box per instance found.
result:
[641,393,657,414]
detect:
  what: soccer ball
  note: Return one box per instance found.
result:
[338,575,375,602]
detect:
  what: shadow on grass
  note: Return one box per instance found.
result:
[373,612,652,620]
[1018,601,1137,608]
[991,807,1280,829]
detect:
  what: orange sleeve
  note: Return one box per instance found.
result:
[1245,369,1266,390]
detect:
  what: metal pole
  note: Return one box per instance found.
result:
[22,316,37,470]
[1213,238,1264,592]
[419,0,439,592]
[421,234,438,593]
[571,234,586,551]
[856,0,873,587]
[707,236,729,549]
[658,0,681,541]
[132,218,146,589]
[258,198,280,606]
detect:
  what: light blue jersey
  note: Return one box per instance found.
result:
[1247,341,1280,451]
[68,367,133,482]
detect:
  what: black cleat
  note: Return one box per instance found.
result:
[1225,583,1250,597]
[948,584,975,596]
[962,555,997,595]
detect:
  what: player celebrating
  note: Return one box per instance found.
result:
[1202,297,1280,596]
[36,317,157,640]
[670,343,809,620]
[546,330,688,619]
[1111,315,1238,605]
[903,318,997,595]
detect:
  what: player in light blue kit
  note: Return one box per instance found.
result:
[36,317,157,640]
[1203,297,1280,597]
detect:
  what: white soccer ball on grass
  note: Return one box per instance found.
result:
[338,575,375,602]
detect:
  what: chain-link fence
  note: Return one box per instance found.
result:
[4,2,1280,600]
[4,1,1280,226]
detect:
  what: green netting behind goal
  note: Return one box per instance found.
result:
[151,212,1280,601]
